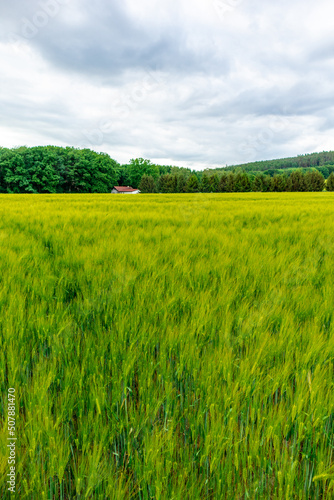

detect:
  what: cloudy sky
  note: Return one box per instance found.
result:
[1,0,334,169]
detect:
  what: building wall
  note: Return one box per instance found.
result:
[111,189,140,194]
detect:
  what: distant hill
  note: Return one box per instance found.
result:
[216,151,334,177]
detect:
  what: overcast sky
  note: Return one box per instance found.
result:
[1,0,334,169]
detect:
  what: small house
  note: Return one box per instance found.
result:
[111,186,141,194]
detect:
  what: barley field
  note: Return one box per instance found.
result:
[1,193,334,499]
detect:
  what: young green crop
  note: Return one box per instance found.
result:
[0,193,334,499]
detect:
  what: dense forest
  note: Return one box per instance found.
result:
[222,150,334,176]
[1,146,334,193]
[0,146,120,193]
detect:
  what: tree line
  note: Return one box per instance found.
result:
[139,169,334,193]
[0,146,119,193]
[0,146,334,194]
[222,151,334,175]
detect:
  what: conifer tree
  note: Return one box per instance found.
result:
[138,174,156,193]
[209,174,219,192]
[234,172,251,192]
[271,174,287,192]
[218,173,228,192]
[200,173,211,192]
[226,173,236,192]
[252,174,264,192]
[289,170,307,191]
[186,174,200,193]
[177,174,187,193]
[158,174,173,193]
[305,170,325,191]
[326,172,334,191]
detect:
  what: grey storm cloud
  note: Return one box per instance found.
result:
[1,0,334,167]
[2,0,223,76]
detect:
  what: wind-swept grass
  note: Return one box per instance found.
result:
[0,193,334,499]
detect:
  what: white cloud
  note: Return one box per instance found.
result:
[1,0,334,168]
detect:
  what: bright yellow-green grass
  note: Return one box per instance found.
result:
[1,193,334,499]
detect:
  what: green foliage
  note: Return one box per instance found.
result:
[271,174,287,192]
[222,150,334,173]
[121,160,194,191]
[326,172,334,191]
[117,164,131,186]
[186,174,200,193]
[234,171,251,192]
[263,168,281,177]
[305,170,325,192]
[0,146,120,193]
[218,172,228,192]
[138,174,156,193]
[289,170,307,192]
[0,148,333,195]
[158,174,178,193]
[209,173,219,193]
[226,172,236,192]
[176,174,187,193]
[200,172,211,193]
[252,174,265,192]
[126,158,160,189]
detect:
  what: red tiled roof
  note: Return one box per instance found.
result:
[113,186,138,192]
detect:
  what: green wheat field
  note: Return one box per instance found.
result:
[1,193,334,499]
